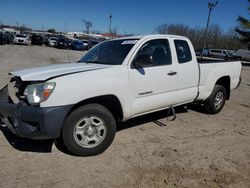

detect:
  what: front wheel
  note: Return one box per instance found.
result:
[61,104,116,156]
[204,85,227,114]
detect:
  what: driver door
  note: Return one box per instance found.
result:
[129,39,178,116]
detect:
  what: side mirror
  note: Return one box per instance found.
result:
[133,54,153,68]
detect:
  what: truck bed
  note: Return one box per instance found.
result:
[197,59,241,101]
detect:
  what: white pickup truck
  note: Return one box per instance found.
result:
[0,35,241,156]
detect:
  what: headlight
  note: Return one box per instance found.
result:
[24,82,56,105]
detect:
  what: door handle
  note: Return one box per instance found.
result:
[167,71,177,76]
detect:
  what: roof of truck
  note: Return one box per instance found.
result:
[114,34,188,41]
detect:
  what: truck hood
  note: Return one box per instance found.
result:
[10,63,113,81]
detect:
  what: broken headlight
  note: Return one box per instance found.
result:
[24,82,56,105]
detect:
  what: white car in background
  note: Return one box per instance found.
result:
[208,49,230,59]
[237,49,250,61]
[48,37,57,47]
[82,40,90,49]
[13,34,29,45]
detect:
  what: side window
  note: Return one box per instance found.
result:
[135,39,172,67]
[174,40,192,63]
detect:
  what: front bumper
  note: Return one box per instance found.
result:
[0,85,72,139]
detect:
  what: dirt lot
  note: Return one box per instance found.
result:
[0,45,250,188]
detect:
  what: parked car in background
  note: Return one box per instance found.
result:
[3,32,13,44]
[48,37,57,47]
[68,39,73,49]
[0,32,13,45]
[55,38,69,49]
[226,50,241,60]
[236,49,250,61]
[208,49,230,60]
[71,40,85,51]
[13,34,29,45]
[195,49,202,56]
[0,32,6,45]
[31,35,44,45]
[43,36,49,46]
[89,40,99,49]
[82,40,90,50]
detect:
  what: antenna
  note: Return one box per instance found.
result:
[64,21,70,63]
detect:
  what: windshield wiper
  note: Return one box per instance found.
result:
[86,60,103,64]
[78,60,114,65]
[77,60,98,63]
[85,61,112,64]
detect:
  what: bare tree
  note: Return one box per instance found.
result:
[154,23,242,50]
[82,19,93,38]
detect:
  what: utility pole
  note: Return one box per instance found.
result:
[108,14,112,39]
[202,1,218,58]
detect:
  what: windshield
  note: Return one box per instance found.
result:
[78,39,138,65]
[73,41,82,44]
[16,34,26,38]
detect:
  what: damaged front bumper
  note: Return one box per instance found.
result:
[0,85,72,139]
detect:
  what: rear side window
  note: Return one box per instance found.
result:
[174,40,192,63]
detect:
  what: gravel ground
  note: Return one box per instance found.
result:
[0,44,250,188]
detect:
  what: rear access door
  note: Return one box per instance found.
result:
[173,39,199,104]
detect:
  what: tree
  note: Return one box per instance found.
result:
[47,28,56,33]
[154,23,242,50]
[82,19,93,38]
[235,0,250,49]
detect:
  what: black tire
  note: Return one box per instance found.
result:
[204,85,227,114]
[61,104,116,156]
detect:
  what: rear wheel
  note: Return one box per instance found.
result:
[61,104,116,156]
[204,85,227,114]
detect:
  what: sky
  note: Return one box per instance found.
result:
[0,0,249,34]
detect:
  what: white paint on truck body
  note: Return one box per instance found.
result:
[11,35,242,121]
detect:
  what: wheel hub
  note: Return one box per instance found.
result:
[86,126,95,136]
[214,92,224,109]
[73,116,107,148]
